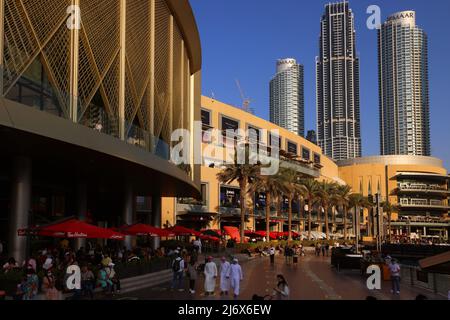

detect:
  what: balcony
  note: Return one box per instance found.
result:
[219,206,241,216]
[397,182,450,195]
[399,198,450,210]
[177,203,209,214]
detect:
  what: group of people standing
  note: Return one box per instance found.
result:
[315,243,330,257]
[171,251,243,299]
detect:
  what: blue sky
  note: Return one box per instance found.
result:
[190,0,450,169]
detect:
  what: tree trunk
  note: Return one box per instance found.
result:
[325,205,329,240]
[343,205,347,240]
[355,206,360,250]
[240,180,246,244]
[308,196,312,241]
[367,208,372,237]
[288,194,293,242]
[265,192,271,243]
[388,211,392,242]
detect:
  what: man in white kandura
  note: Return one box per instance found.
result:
[204,256,218,296]
[229,258,243,299]
[219,257,231,296]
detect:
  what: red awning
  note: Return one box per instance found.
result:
[244,230,263,238]
[199,234,220,242]
[165,225,202,237]
[18,218,125,240]
[254,231,277,240]
[223,226,241,242]
[120,224,169,237]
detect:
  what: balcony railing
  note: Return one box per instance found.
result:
[219,207,241,216]
[398,183,448,193]
[399,198,450,209]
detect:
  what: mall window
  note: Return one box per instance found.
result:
[247,125,261,144]
[302,147,311,161]
[268,132,282,156]
[220,186,241,208]
[201,109,211,128]
[201,109,212,143]
[287,141,298,155]
[221,115,240,146]
[314,153,321,165]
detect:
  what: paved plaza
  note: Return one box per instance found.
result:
[113,253,446,301]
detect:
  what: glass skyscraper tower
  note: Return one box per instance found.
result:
[378,11,431,156]
[270,58,304,137]
[316,1,361,161]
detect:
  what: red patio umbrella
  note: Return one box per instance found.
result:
[254,231,277,240]
[18,218,125,240]
[223,226,241,242]
[199,234,220,242]
[166,225,202,237]
[120,224,169,237]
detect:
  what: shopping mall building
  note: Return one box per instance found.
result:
[163,97,449,241]
[0,0,202,261]
[0,1,448,262]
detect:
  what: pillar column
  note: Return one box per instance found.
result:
[0,0,5,96]
[9,157,32,263]
[118,0,127,140]
[75,183,87,250]
[69,0,80,122]
[123,183,133,250]
[151,196,162,250]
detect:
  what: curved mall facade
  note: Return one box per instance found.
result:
[0,0,202,260]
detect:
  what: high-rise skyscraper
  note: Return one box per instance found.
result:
[378,11,431,156]
[306,130,318,145]
[316,1,361,161]
[270,58,304,137]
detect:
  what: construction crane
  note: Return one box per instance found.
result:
[235,79,254,114]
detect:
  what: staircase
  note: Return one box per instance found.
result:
[119,269,172,294]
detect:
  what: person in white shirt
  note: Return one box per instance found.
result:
[389,259,401,295]
[203,256,217,296]
[219,257,231,296]
[193,238,202,254]
[229,258,243,298]
[269,247,275,264]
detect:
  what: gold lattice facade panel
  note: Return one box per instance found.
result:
[1,0,200,148]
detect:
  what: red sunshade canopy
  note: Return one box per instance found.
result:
[244,230,263,238]
[223,226,241,242]
[18,218,125,240]
[120,224,169,237]
[254,231,277,240]
[166,225,202,237]
[199,234,220,242]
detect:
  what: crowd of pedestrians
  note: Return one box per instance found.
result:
[1,240,174,300]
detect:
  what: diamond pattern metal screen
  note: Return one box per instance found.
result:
[2,0,193,147]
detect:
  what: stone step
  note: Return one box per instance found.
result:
[120,269,171,287]
[31,269,173,300]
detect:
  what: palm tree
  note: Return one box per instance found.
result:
[315,181,338,240]
[298,178,318,240]
[251,173,285,243]
[216,147,260,243]
[333,185,352,240]
[349,194,371,245]
[279,168,302,241]
[382,200,398,242]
